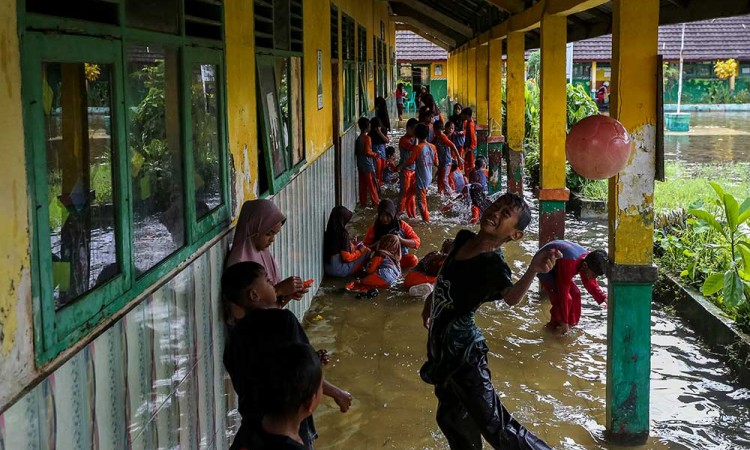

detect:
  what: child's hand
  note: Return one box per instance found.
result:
[333,389,353,412]
[530,248,562,274]
[277,276,303,297]
[317,349,330,365]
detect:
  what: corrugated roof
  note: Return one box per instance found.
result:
[396,30,447,63]
[573,14,750,62]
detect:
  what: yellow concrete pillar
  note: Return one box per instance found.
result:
[468,42,477,110]
[538,13,568,244]
[476,41,489,127]
[488,38,503,136]
[605,0,659,442]
[591,60,597,95]
[448,52,453,99]
[462,46,469,106]
[506,31,525,193]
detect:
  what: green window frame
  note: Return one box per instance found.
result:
[357,24,368,116]
[254,0,306,196]
[341,13,356,128]
[21,5,230,365]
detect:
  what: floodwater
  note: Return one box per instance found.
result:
[665,112,750,164]
[304,188,750,449]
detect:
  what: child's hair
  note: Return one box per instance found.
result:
[441,238,455,254]
[433,120,444,132]
[397,82,404,90]
[370,116,382,130]
[495,192,532,231]
[584,250,609,276]
[406,118,419,130]
[450,161,458,171]
[357,116,370,132]
[222,261,266,306]
[385,146,395,158]
[255,343,322,416]
[461,107,473,117]
[375,96,386,110]
[453,103,462,114]
[415,123,429,141]
[418,106,431,122]
[445,120,455,130]
[475,156,486,168]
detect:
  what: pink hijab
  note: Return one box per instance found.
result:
[226,199,287,285]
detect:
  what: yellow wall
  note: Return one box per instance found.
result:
[0,0,36,408]
[225,0,258,207]
[303,0,333,160]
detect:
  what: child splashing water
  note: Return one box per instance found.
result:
[421,192,558,450]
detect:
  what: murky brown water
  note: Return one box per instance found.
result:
[303,189,750,449]
[665,112,750,164]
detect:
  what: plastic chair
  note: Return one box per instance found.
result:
[404,91,416,113]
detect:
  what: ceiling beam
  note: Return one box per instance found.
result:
[485,0,525,14]
[395,24,454,49]
[395,18,457,48]
[546,0,610,16]
[390,0,474,37]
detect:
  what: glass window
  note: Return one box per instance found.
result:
[190,63,222,218]
[43,61,118,310]
[126,0,180,34]
[127,46,184,274]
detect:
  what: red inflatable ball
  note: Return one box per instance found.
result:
[566,115,631,180]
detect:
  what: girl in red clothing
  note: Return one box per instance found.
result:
[323,206,370,278]
[363,199,420,269]
[355,117,380,206]
[404,238,454,289]
[461,107,477,174]
[433,120,460,196]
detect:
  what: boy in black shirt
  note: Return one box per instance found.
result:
[222,262,352,450]
[420,192,561,450]
[244,343,324,450]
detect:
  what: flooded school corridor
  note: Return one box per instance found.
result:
[303,190,750,449]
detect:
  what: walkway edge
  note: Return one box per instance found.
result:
[653,273,750,386]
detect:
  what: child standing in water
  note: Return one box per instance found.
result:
[537,240,608,334]
[433,120,459,196]
[355,117,380,207]
[398,118,419,218]
[469,157,489,192]
[369,116,390,188]
[461,108,477,174]
[421,192,558,450]
[404,123,438,222]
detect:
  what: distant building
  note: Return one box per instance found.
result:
[395,30,448,108]
[572,14,750,103]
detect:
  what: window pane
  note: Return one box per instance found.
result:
[289,57,304,165]
[257,62,289,177]
[127,46,184,274]
[276,57,290,164]
[126,0,179,34]
[43,62,118,310]
[191,64,222,218]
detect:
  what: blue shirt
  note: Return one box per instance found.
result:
[452,171,466,193]
[471,169,488,191]
[409,142,436,189]
[399,135,416,171]
[433,134,453,167]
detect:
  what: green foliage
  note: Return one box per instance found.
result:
[701,85,750,104]
[654,162,750,212]
[526,50,540,82]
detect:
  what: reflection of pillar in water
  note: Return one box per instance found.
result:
[59,63,92,302]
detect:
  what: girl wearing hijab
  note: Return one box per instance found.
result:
[323,206,371,277]
[362,199,420,269]
[226,199,308,319]
[374,96,391,132]
[357,235,402,288]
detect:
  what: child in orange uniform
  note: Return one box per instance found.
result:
[398,119,419,218]
[323,206,370,278]
[356,235,402,289]
[432,120,460,196]
[404,239,454,289]
[355,117,380,207]
[369,116,390,188]
[461,107,477,174]
[404,123,438,222]
[363,199,420,269]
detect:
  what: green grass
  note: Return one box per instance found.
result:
[655,162,750,211]
[579,179,608,201]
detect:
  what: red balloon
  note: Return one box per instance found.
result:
[566,115,631,180]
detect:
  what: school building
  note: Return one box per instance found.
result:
[571,14,750,102]
[395,30,448,111]
[1,0,749,448]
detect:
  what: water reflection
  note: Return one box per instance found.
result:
[305,187,750,449]
[665,112,750,164]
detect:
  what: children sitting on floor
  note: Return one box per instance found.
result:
[363,199,420,269]
[242,343,324,450]
[383,146,399,185]
[222,262,353,450]
[355,234,403,289]
[404,238,454,296]
[537,240,608,334]
[324,206,370,278]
